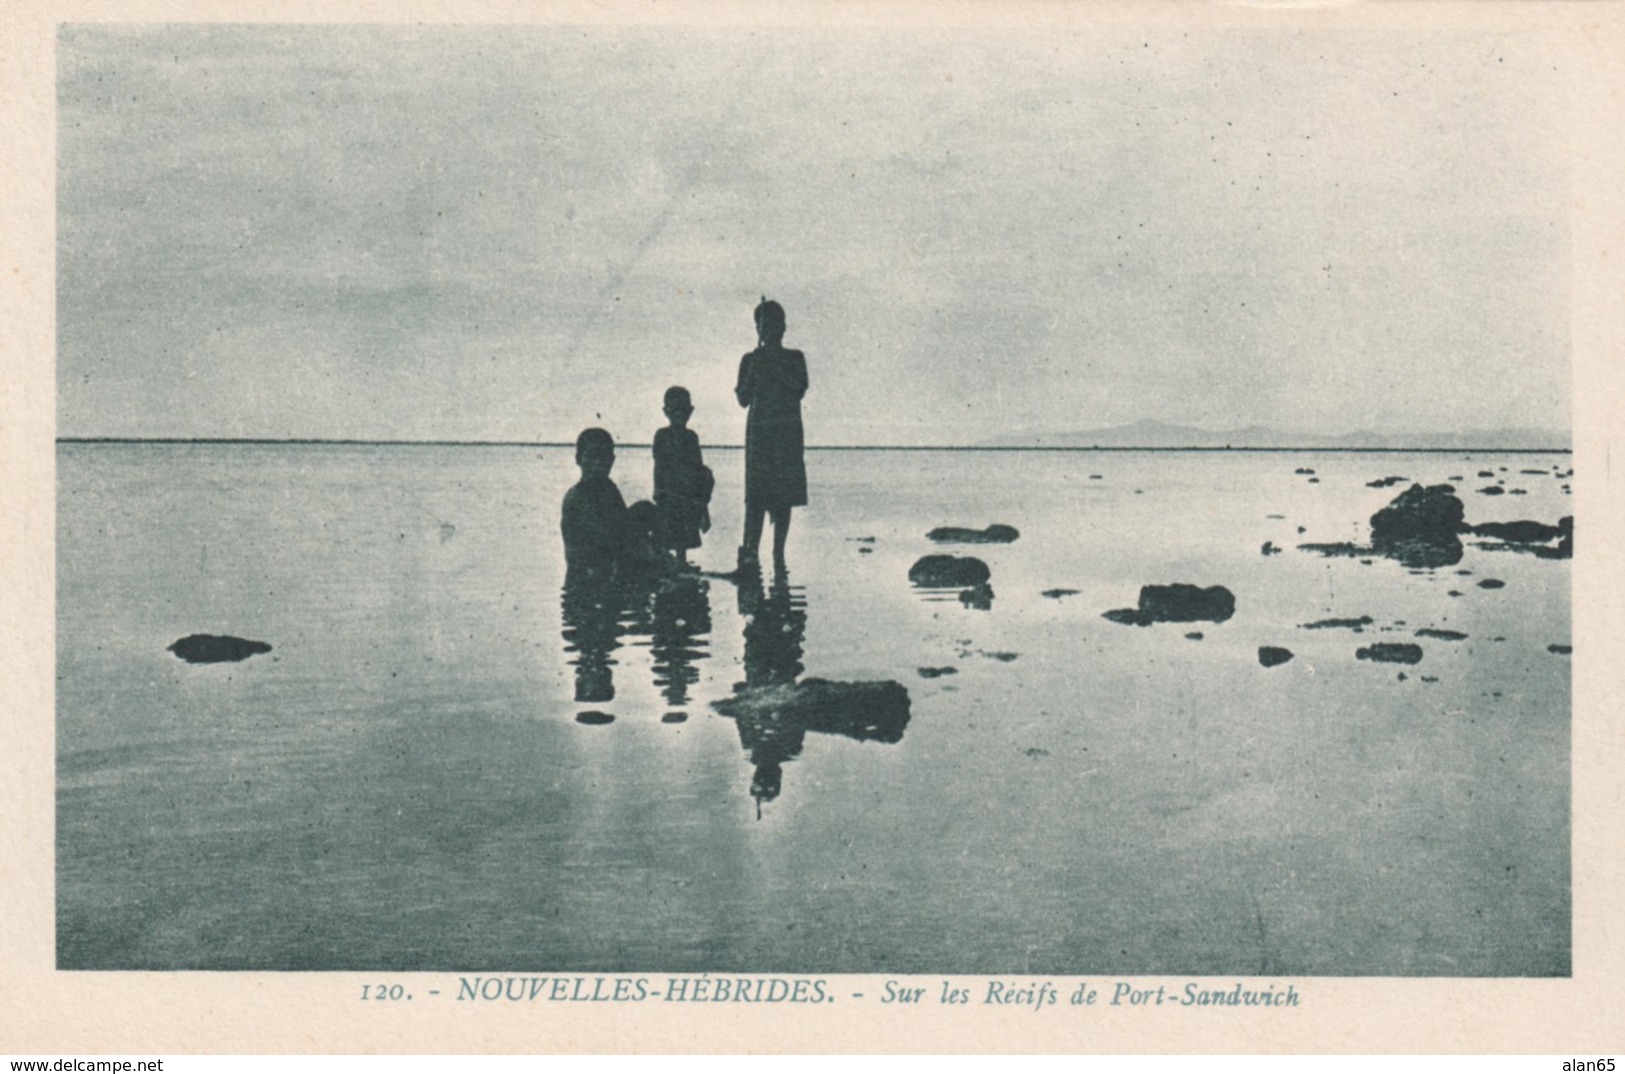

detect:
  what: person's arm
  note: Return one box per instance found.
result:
[735,352,755,407]
[791,350,809,398]
[652,429,670,500]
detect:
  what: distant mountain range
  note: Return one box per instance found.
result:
[982,419,1571,451]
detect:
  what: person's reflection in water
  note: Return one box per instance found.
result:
[560,573,628,707]
[650,572,713,714]
[717,573,911,814]
[734,574,809,807]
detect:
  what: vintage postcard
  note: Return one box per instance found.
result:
[2,0,1622,1055]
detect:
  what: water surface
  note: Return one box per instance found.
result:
[57,445,1571,973]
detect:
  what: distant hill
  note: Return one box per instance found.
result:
[982,419,1571,451]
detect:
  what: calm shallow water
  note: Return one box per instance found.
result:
[57,444,1571,973]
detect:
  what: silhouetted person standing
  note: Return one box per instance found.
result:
[735,298,807,573]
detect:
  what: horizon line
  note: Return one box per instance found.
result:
[55,437,1574,454]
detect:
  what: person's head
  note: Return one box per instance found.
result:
[662,386,693,427]
[575,427,615,478]
[753,297,786,346]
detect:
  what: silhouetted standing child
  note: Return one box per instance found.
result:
[652,386,713,565]
[560,427,628,584]
[735,298,808,573]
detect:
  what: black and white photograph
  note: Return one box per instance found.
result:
[8,0,1625,1055]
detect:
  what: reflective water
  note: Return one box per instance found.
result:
[57,445,1571,973]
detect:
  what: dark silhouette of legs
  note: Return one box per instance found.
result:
[741,505,765,572]
[770,507,791,569]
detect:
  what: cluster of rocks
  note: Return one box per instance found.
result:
[909,523,1019,609]
[1299,482,1572,568]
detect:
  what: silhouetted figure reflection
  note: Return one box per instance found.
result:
[714,574,910,812]
[560,574,631,706]
[649,572,713,711]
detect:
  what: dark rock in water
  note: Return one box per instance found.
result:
[1478,578,1506,589]
[1307,477,1320,483]
[1261,541,1281,556]
[1266,513,1286,520]
[917,666,958,679]
[1258,646,1294,668]
[959,583,995,610]
[1478,486,1505,496]
[1520,469,1548,476]
[1548,644,1572,655]
[1370,484,1465,542]
[1294,467,1315,475]
[1415,628,1468,641]
[1447,475,1464,481]
[576,711,615,725]
[982,651,1019,662]
[167,634,272,664]
[1142,584,1235,623]
[1471,519,1562,543]
[846,536,877,543]
[711,678,911,744]
[858,547,873,554]
[1090,474,1104,480]
[1357,643,1424,665]
[1362,484,1468,568]
[1301,616,1374,631]
[1297,525,1307,534]
[1397,672,1408,681]
[1448,590,1463,597]
[1421,676,1439,683]
[661,712,688,724]
[1508,489,1527,495]
[928,524,1020,544]
[1185,632,1204,641]
[1104,583,1236,626]
[1478,471,1495,478]
[909,554,991,588]
[1041,588,1080,599]
[1469,516,1571,559]
[1366,475,1409,488]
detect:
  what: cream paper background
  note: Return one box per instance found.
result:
[3,0,1622,1054]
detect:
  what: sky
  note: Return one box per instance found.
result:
[57,23,1571,445]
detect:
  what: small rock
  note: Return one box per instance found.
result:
[1366,475,1409,488]
[1357,643,1424,665]
[1041,588,1081,599]
[576,711,615,725]
[917,666,958,679]
[1261,541,1280,556]
[1415,628,1468,640]
[661,712,688,724]
[927,523,1020,544]
[1294,467,1315,475]
[1103,584,1236,626]
[1548,644,1572,655]
[959,583,995,610]
[167,634,272,664]
[909,555,991,588]
[1301,616,1374,631]
[1023,747,1050,758]
[1185,632,1204,641]
[1478,486,1505,496]
[1258,646,1294,668]
[1478,578,1506,589]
